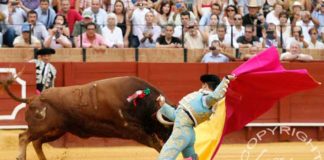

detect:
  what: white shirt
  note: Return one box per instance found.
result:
[265,11,280,26]
[184,31,205,49]
[208,34,233,47]
[102,26,124,48]
[4,7,27,35]
[83,8,108,28]
[131,8,150,36]
[45,35,71,49]
[139,25,162,48]
[296,21,314,42]
[308,41,324,49]
[201,52,229,63]
[13,35,40,46]
[226,26,245,45]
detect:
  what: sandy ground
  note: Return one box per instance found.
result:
[0,130,323,160]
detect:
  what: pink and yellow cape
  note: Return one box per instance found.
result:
[194,47,320,160]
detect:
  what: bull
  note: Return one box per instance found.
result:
[0,75,174,160]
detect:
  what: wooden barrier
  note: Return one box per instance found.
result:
[87,48,135,62]
[0,48,323,62]
[138,48,184,63]
[0,48,34,62]
[51,48,83,62]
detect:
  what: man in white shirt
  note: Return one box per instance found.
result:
[83,0,108,28]
[3,0,28,47]
[34,0,56,29]
[265,3,283,26]
[201,40,229,63]
[27,10,49,43]
[129,0,149,47]
[307,27,324,49]
[296,11,316,42]
[139,11,161,48]
[13,22,41,48]
[208,23,232,48]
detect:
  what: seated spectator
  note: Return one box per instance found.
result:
[280,41,313,62]
[27,10,50,43]
[276,11,291,48]
[184,22,207,49]
[203,14,218,35]
[102,13,124,48]
[3,0,28,47]
[58,0,82,34]
[199,3,222,31]
[173,11,191,39]
[296,11,316,42]
[76,22,108,48]
[73,11,102,44]
[44,24,72,48]
[261,22,279,48]
[49,14,70,37]
[242,46,259,60]
[201,40,230,63]
[13,23,41,48]
[227,13,245,47]
[308,27,324,49]
[222,5,237,27]
[156,24,182,48]
[113,0,131,47]
[237,25,260,48]
[286,25,309,49]
[265,2,283,26]
[35,0,57,29]
[168,0,196,27]
[138,11,161,48]
[156,0,172,30]
[208,23,232,48]
[82,0,108,28]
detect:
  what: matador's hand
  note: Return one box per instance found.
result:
[213,75,236,101]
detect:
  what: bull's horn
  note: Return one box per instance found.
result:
[156,109,174,125]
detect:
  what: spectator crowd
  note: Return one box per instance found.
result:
[0,0,323,61]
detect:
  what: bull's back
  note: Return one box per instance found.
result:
[43,76,160,119]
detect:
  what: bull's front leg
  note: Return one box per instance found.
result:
[17,130,31,160]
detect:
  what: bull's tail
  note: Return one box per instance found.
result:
[0,72,29,104]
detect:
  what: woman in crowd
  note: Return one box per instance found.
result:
[49,14,70,37]
[204,14,219,35]
[102,13,124,48]
[157,0,172,31]
[113,0,131,47]
[276,11,291,48]
[222,5,237,27]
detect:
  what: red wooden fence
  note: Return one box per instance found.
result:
[0,62,323,144]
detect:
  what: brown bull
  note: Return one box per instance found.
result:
[0,75,173,160]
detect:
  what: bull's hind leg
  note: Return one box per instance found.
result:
[32,129,66,160]
[17,130,32,160]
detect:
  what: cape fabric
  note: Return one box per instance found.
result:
[193,47,320,160]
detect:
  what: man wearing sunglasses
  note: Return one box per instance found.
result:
[201,40,230,63]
